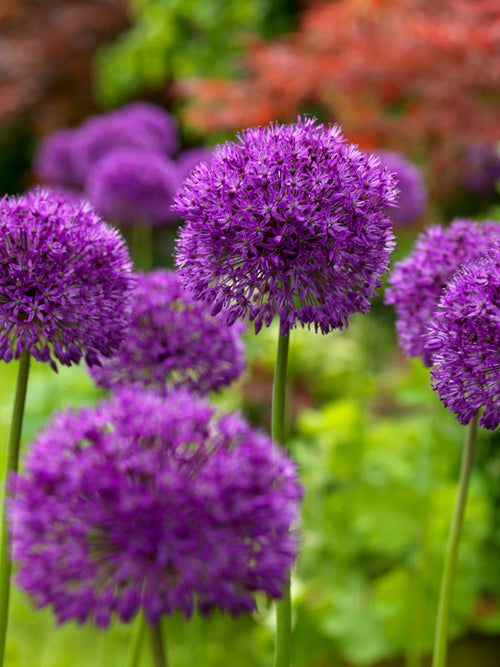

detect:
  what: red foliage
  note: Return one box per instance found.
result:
[177,0,500,196]
[0,0,128,135]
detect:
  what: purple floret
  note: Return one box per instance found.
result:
[87,149,179,226]
[0,189,134,370]
[89,269,246,395]
[425,252,500,430]
[375,150,427,226]
[33,129,82,189]
[9,387,302,626]
[174,116,397,336]
[385,219,500,365]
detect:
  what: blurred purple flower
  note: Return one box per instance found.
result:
[461,143,500,194]
[74,104,179,186]
[111,101,180,156]
[33,129,81,189]
[375,150,427,225]
[89,270,246,395]
[0,189,134,370]
[176,146,213,181]
[174,116,397,336]
[87,149,179,226]
[385,219,500,365]
[9,387,302,626]
[425,251,500,430]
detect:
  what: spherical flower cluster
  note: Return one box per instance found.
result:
[385,219,500,365]
[9,387,302,626]
[111,102,180,156]
[89,270,246,395]
[375,150,427,226]
[461,143,500,194]
[74,104,179,186]
[176,146,213,181]
[33,129,81,189]
[425,252,500,430]
[87,149,179,226]
[0,189,134,370]
[174,116,397,336]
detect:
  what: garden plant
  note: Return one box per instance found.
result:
[1,2,500,666]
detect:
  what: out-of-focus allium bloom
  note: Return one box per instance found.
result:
[33,129,81,189]
[9,387,302,626]
[174,116,397,335]
[0,189,134,370]
[461,143,500,194]
[375,150,427,225]
[385,219,500,365]
[425,252,500,430]
[176,146,213,181]
[87,149,179,226]
[89,270,245,394]
[75,106,177,186]
[112,102,180,157]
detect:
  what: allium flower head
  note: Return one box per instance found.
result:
[87,149,179,226]
[0,189,134,370]
[375,150,427,226]
[89,270,245,394]
[461,143,500,194]
[176,146,213,181]
[174,116,397,335]
[33,129,81,189]
[425,251,500,430]
[385,219,500,365]
[9,387,302,626]
[112,102,180,156]
[75,105,177,186]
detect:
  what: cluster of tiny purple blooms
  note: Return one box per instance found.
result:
[34,102,213,227]
[5,106,498,666]
[386,219,500,430]
[3,113,403,639]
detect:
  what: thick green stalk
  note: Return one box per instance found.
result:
[0,350,31,665]
[272,328,291,667]
[132,223,153,271]
[127,612,146,667]
[150,620,168,667]
[431,412,479,667]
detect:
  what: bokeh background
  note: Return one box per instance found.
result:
[1,1,500,665]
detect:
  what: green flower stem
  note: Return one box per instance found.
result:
[150,620,168,667]
[431,412,479,667]
[127,612,146,667]
[132,223,153,271]
[0,349,31,666]
[272,328,291,667]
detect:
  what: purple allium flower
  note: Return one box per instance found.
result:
[176,146,213,181]
[461,143,500,194]
[375,150,427,226]
[111,102,180,157]
[9,387,302,626]
[174,116,397,335]
[74,105,178,186]
[0,189,134,370]
[87,149,179,226]
[425,252,500,430]
[385,219,500,365]
[89,270,246,395]
[33,129,82,189]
